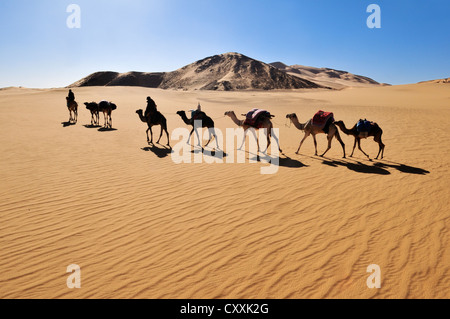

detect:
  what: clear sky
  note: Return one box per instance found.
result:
[0,0,449,88]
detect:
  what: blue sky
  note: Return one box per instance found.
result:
[0,0,449,88]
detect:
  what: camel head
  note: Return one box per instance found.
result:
[176,110,186,117]
[110,103,117,111]
[85,102,98,111]
[224,111,235,117]
[136,109,143,115]
[286,113,297,120]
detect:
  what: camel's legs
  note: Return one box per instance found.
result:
[357,138,370,159]
[350,138,357,157]
[203,128,219,149]
[188,127,202,147]
[249,129,260,153]
[263,128,271,153]
[320,134,333,157]
[164,126,170,147]
[374,133,385,159]
[238,129,247,150]
[271,129,283,153]
[204,128,214,148]
[187,128,194,145]
[313,134,319,156]
[194,128,202,147]
[156,128,163,144]
[147,127,154,144]
[335,130,346,158]
[296,132,310,154]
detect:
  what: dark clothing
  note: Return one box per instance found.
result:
[145,97,157,117]
[67,90,75,107]
[68,90,75,102]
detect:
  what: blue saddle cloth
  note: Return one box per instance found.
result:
[356,119,372,133]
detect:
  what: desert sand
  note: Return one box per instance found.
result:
[0,83,448,299]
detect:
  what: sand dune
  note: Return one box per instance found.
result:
[0,84,448,299]
[270,62,384,90]
[418,78,449,84]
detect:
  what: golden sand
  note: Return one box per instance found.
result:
[0,84,448,298]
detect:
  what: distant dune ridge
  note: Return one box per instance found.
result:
[418,78,450,84]
[69,52,385,91]
[269,62,385,89]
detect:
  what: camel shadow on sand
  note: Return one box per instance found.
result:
[98,127,118,132]
[191,147,228,160]
[317,157,429,175]
[61,121,76,127]
[83,124,102,129]
[142,144,172,158]
[248,151,308,169]
[373,160,430,175]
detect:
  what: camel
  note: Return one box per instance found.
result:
[286,113,346,158]
[98,101,117,129]
[136,109,170,147]
[334,120,385,159]
[84,102,100,126]
[66,97,78,124]
[224,110,282,153]
[176,110,219,148]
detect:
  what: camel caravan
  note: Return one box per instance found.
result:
[64,90,385,160]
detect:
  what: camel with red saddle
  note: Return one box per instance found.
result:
[225,109,282,153]
[286,111,346,158]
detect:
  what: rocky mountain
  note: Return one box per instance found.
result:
[69,53,325,90]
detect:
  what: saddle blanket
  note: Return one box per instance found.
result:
[244,108,271,128]
[356,119,372,133]
[191,110,207,120]
[312,110,334,129]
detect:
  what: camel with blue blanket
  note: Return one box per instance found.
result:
[334,119,385,159]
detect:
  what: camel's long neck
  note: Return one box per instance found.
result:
[179,112,191,125]
[228,113,244,127]
[291,117,306,131]
[137,112,147,123]
[337,122,353,135]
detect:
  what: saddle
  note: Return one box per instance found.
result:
[312,110,334,134]
[243,108,273,128]
[191,110,207,121]
[356,119,372,138]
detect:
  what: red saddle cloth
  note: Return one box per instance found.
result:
[244,108,270,128]
[312,110,334,128]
